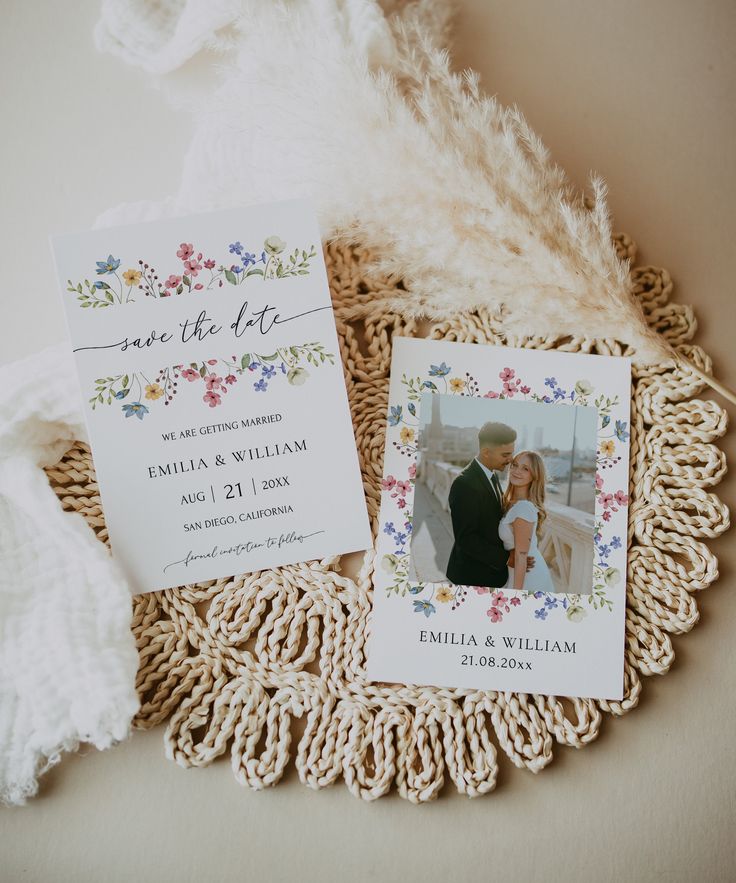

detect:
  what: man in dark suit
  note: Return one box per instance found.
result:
[446,421,531,588]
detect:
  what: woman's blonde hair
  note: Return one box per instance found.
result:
[502,450,547,539]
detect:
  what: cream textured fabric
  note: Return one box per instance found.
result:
[0,346,139,806]
[95,0,399,74]
[44,238,730,801]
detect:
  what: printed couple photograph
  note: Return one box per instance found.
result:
[409,393,598,595]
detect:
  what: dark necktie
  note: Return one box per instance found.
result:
[491,472,502,504]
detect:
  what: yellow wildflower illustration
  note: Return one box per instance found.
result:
[122,269,142,287]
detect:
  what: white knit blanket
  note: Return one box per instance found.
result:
[0,345,139,806]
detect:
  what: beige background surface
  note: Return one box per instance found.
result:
[2,1,734,881]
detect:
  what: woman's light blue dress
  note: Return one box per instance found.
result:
[498,500,555,593]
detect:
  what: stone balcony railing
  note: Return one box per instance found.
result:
[416,455,594,593]
[417,457,461,510]
[538,504,594,593]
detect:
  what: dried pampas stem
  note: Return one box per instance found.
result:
[675,354,736,405]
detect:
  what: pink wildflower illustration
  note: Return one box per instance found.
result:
[204,373,224,390]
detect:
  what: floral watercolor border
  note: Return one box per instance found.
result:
[89,343,334,420]
[378,361,629,625]
[67,236,316,308]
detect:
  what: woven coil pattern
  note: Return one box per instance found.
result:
[44,235,730,802]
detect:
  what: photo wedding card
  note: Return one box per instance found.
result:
[367,337,631,699]
[52,200,371,594]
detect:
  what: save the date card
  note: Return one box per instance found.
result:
[52,200,371,594]
[367,337,631,699]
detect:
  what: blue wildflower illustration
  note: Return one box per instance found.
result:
[122,402,148,420]
[429,362,451,377]
[413,600,436,618]
[95,255,120,275]
[254,378,268,392]
[388,405,403,426]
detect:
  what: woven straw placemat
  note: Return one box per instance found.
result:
[44,235,730,802]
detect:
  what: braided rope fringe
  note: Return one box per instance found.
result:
[44,235,730,802]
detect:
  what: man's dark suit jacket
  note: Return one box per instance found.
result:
[445,459,508,588]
